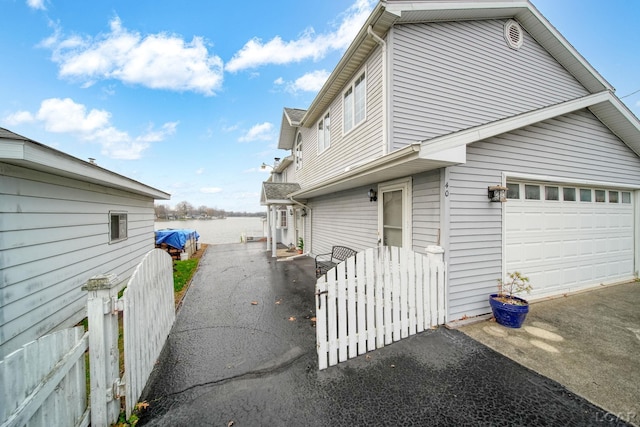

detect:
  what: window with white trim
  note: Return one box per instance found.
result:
[343,72,366,133]
[276,209,288,229]
[109,211,128,243]
[295,133,303,171]
[317,111,331,154]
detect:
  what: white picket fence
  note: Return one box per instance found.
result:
[0,327,89,427]
[122,248,175,419]
[1,248,176,427]
[315,246,447,370]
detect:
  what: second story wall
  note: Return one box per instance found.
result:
[296,46,385,189]
[389,19,590,150]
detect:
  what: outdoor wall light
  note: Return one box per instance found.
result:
[260,162,273,171]
[368,189,378,202]
[488,185,508,202]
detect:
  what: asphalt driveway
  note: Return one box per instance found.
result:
[138,243,634,426]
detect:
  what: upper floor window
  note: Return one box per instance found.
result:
[295,133,303,171]
[109,211,128,243]
[343,72,366,133]
[317,112,331,154]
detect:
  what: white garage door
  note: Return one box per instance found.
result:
[505,182,634,298]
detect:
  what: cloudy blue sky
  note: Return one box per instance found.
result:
[1,0,638,212]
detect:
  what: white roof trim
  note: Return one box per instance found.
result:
[291,143,461,199]
[0,136,170,200]
[420,91,639,157]
[300,0,613,127]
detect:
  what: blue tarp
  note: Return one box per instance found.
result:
[155,229,200,250]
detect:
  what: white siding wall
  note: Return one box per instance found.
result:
[297,48,385,189]
[412,170,441,250]
[390,19,589,149]
[0,163,157,358]
[308,186,378,256]
[446,109,640,320]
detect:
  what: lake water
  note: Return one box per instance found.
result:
[155,217,266,245]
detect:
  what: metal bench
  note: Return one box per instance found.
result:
[315,246,357,278]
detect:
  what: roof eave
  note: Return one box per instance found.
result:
[301,0,613,127]
[291,143,460,199]
[420,91,640,158]
[0,137,170,200]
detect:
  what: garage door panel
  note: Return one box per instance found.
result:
[506,182,634,297]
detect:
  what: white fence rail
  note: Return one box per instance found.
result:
[315,246,446,370]
[0,327,89,427]
[123,248,175,419]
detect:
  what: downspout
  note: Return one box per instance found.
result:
[289,196,312,256]
[367,25,388,155]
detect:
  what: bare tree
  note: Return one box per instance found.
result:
[175,201,194,218]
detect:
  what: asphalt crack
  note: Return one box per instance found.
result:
[157,346,309,399]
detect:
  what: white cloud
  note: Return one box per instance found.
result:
[238,122,274,142]
[195,168,205,175]
[225,0,374,72]
[201,187,222,194]
[26,0,45,10]
[8,97,177,160]
[37,98,111,133]
[44,17,224,95]
[288,70,330,93]
[3,110,35,125]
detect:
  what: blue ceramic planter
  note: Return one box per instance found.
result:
[489,294,529,328]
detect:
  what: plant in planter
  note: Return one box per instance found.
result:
[297,237,304,254]
[489,271,532,328]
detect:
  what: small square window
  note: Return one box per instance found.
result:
[609,191,619,203]
[622,192,631,204]
[506,183,519,199]
[545,186,559,201]
[580,189,591,202]
[525,184,540,200]
[595,190,606,203]
[563,187,576,202]
[109,212,127,242]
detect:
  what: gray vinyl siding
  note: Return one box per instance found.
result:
[297,48,385,189]
[412,170,441,250]
[308,186,378,256]
[390,19,590,150]
[0,162,157,358]
[446,109,640,320]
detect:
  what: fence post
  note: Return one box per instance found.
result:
[425,245,446,324]
[84,274,122,427]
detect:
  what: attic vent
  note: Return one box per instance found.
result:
[504,20,523,50]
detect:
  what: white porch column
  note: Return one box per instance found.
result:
[271,205,278,258]
[265,207,271,251]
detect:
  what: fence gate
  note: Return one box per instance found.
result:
[315,246,446,370]
[122,248,175,419]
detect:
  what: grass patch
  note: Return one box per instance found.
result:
[173,258,199,293]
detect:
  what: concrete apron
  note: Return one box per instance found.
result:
[458,281,640,426]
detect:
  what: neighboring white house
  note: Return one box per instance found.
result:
[0,128,170,358]
[264,0,640,321]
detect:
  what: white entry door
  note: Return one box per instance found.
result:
[378,178,412,249]
[505,181,634,297]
